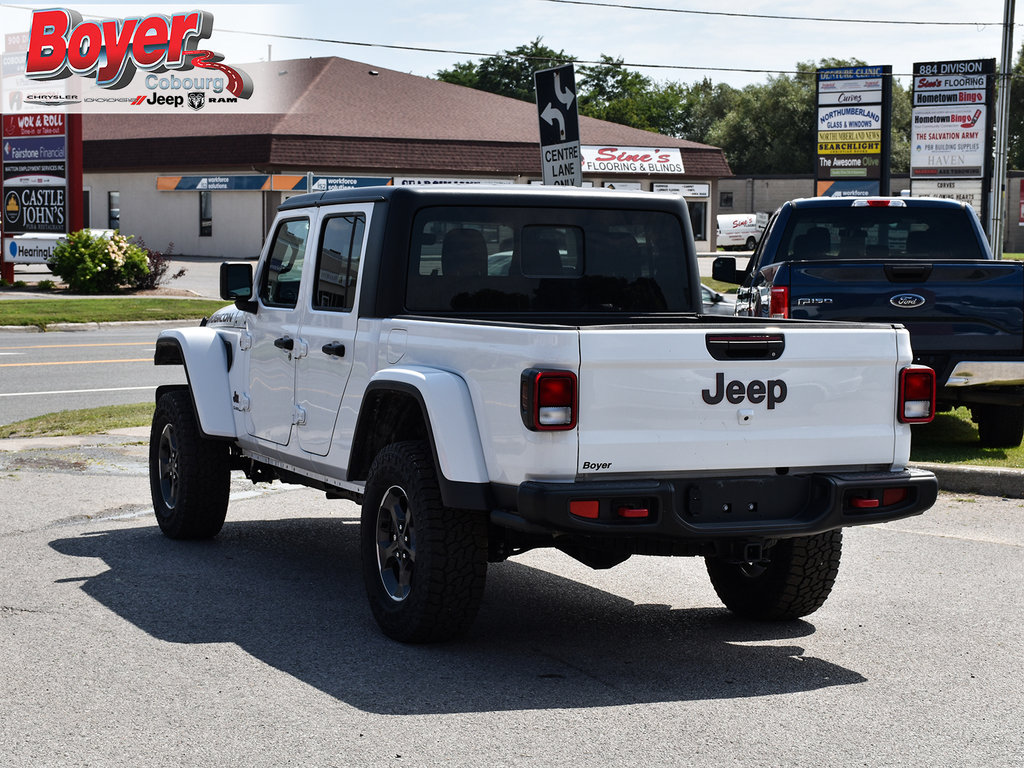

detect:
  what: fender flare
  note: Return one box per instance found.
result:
[356,366,490,487]
[154,328,236,438]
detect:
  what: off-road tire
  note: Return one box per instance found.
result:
[149,389,230,540]
[361,440,488,643]
[973,404,1024,448]
[705,530,842,620]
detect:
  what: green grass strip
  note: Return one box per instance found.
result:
[0,403,155,439]
[0,298,228,329]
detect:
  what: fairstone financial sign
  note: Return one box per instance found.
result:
[2,112,66,234]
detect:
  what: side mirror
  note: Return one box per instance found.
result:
[711,256,739,284]
[220,261,257,313]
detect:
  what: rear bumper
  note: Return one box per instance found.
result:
[509,468,937,541]
[945,361,1024,388]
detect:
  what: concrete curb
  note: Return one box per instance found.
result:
[0,319,193,333]
[0,427,149,453]
[912,462,1024,499]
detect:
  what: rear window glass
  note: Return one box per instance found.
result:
[406,206,692,313]
[777,206,984,261]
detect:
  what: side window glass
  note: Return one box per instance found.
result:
[314,213,366,311]
[259,218,310,308]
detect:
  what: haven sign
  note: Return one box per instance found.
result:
[22,8,252,98]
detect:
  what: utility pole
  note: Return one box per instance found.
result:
[990,0,1015,257]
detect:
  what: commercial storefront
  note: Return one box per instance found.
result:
[80,57,732,259]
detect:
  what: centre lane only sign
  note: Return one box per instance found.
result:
[534,64,581,186]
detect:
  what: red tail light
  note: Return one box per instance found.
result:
[521,369,578,431]
[769,286,789,318]
[899,365,936,423]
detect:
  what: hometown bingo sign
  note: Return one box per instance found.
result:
[16,8,253,111]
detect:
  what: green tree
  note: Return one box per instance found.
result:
[577,55,688,135]
[889,77,912,175]
[435,38,570,102]
[1007,43,1024,170]
[676,78,739,145]
[708,69,816,174]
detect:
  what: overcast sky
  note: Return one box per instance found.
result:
[0,0,1016,90]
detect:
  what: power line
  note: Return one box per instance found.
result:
[538,0,1009,27]
[217,28,817,76]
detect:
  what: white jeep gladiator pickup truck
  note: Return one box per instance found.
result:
[150,185,938,642]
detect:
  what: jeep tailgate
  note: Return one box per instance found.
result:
[577,322,910,474]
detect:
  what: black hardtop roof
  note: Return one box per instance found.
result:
[278,184,688,213]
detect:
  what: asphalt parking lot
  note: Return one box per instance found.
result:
[0,430,1022,767]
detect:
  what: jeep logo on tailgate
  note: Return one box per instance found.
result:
[702,372,788,409]
[890,293,926,308]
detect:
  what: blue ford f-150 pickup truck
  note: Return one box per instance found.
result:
[713,196,1024,447]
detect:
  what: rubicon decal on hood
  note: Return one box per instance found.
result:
[24,8,252,99]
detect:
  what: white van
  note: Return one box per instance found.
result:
[716,212,768,251]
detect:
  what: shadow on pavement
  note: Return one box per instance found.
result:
[51,517,865,714]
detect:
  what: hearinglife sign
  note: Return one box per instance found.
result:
[910,58,995,220]
[815,66,892,197]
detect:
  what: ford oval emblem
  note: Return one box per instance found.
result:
[890,293,926,309]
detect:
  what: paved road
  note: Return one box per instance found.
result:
[0,433,1021,767]
[0,326,185,426]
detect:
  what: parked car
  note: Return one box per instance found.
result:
[700,283,735,315]
[713,195,1024,447]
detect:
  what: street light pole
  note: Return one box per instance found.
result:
[990,0,1015,258]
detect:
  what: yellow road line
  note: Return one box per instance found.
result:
[0,358,151,368]
[0,342,153,351]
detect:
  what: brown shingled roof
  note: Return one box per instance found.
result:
[84,56,732,177]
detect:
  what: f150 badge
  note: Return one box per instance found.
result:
[702,373,788,409]
[890,293,926,308]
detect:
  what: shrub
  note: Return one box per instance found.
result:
[47,229,150,294]
[36,279,56,291]
[132,240,186,291]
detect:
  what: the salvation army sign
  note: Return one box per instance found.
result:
[580,146,684,175]
[911,106,987,178]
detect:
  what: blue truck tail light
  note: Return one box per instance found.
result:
[770,285,789,318]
